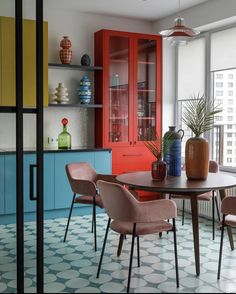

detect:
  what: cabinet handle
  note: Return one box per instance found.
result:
[29,164,37,201]
[129,141,132,145]
[134,141,136,144]
[122,154,143,157]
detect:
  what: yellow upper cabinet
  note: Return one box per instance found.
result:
[0,17,48,107]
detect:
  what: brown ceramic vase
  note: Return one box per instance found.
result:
[185,137,209,180]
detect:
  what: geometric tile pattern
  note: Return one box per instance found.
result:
[0,213,236,293]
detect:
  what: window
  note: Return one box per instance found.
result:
[177,26,236,169]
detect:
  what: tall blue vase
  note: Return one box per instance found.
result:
[163,126,184,176]
[78,75,92,104]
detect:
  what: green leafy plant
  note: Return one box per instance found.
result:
[182,94,222,137]
[143,129,172,160]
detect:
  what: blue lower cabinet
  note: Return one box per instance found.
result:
[94,151,112,174]
[0,156,4,215]
[5,153,55,214]
[54,152,95,209]
[5,155,16,214]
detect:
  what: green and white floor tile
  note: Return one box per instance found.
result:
[0,213,236,293]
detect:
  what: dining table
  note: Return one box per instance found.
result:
[116,171,236,276]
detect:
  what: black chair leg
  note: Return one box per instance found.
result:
[64,193,76,242]
[127,223,136,294]
[97,218,111,278]
[117,234,124,257]
[215,196,220,221]
[91,211,94,233]
[182,200,185,226]
[137,236,140,268]
[173,218,179,288]
[93,197,97,251]
[217,216,225,280]
[212,194,215,240]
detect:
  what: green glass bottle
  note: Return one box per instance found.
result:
[58,118,71,149]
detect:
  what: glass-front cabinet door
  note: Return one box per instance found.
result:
[133,36,162,145]
[108,34,132,146]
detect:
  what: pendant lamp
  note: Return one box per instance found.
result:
[159,0,200,45]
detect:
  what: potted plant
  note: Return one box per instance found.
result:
[182,94,222,180]
[143,130,172,180]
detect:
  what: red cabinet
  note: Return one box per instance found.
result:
[95,29,162,174]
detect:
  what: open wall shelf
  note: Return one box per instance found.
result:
[48,103,103,108]
[48,63,103,71]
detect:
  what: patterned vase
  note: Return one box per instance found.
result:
[59,36,72,64]
[78,76,92,104]
[151,160,167,180]
[163,126,184,176]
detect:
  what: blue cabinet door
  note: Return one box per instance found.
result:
[5,154,16,214]
[94,151,112,174]
[5,153,55,214]
[54,152,95,209]
[0,155,4,215]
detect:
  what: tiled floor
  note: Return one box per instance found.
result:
[0,212,236,293]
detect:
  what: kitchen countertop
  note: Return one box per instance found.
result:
[0,147,112,154]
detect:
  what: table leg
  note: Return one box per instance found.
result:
[190,195,200,276]
[219,189,234,250]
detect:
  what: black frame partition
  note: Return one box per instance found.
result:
[0,0,45,292]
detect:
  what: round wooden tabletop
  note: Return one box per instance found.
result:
[116,171,236,194]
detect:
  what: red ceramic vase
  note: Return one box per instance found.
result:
[59,49,72,64]
[151,160,167,180]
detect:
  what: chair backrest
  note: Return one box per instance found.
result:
[221,196,236,215]
[66,162,97,195]
[97,180,176,222]
[209,160,219,173]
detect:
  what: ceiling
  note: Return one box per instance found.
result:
[46,0,209,21]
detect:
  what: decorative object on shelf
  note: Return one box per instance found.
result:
[78,75,92,104]
[54,82,69,104]
[163,126,184,176]
[58,118,71,150]
[81,54,91,66]
[59,36,72,64]
[183,94,222,180]
[110,73,120,87]
[143,130,172,180]
[158,0,200,46]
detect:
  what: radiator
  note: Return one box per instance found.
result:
[175,188,236,219]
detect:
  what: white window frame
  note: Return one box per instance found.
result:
[175,23,236,173]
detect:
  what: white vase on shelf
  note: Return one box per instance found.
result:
[54,82,69,104]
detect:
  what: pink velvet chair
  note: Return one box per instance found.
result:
[96,180,179,293]
[64,162,117,251]
[170,160,220,240]
[217,196,236,279]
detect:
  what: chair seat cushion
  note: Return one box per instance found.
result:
[171,191,213,201]
[110,220,173,236]
[225,215,236,227]
[75,195,104,208]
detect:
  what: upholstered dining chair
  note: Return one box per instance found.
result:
[96,180,179,293]
[170,160,220,240]
[64,162,117,251]
[217,196,236,279]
